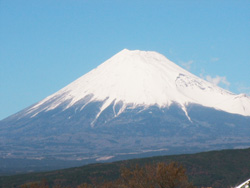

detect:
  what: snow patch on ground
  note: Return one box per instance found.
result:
[96,156,114,161]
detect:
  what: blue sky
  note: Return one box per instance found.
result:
[0,0,249,120]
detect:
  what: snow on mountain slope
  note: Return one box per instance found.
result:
[25,49,250,119]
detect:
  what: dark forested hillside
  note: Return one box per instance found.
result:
[0,148,249,188]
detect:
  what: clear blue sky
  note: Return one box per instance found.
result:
[0,0,249,120]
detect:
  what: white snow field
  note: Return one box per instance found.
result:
[25,49,250,119]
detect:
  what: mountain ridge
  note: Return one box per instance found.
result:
[1,49,250,172]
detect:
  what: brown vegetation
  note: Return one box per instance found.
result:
[21,162,194,188]
[77,162,194,188]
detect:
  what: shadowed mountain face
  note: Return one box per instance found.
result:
[0,49,249,172]
[1,100,250,163]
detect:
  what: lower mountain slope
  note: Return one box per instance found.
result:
[1,102,250,166]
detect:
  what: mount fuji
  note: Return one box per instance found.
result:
[1,49,250,171]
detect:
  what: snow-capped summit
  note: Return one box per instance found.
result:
[26,49,250,118]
